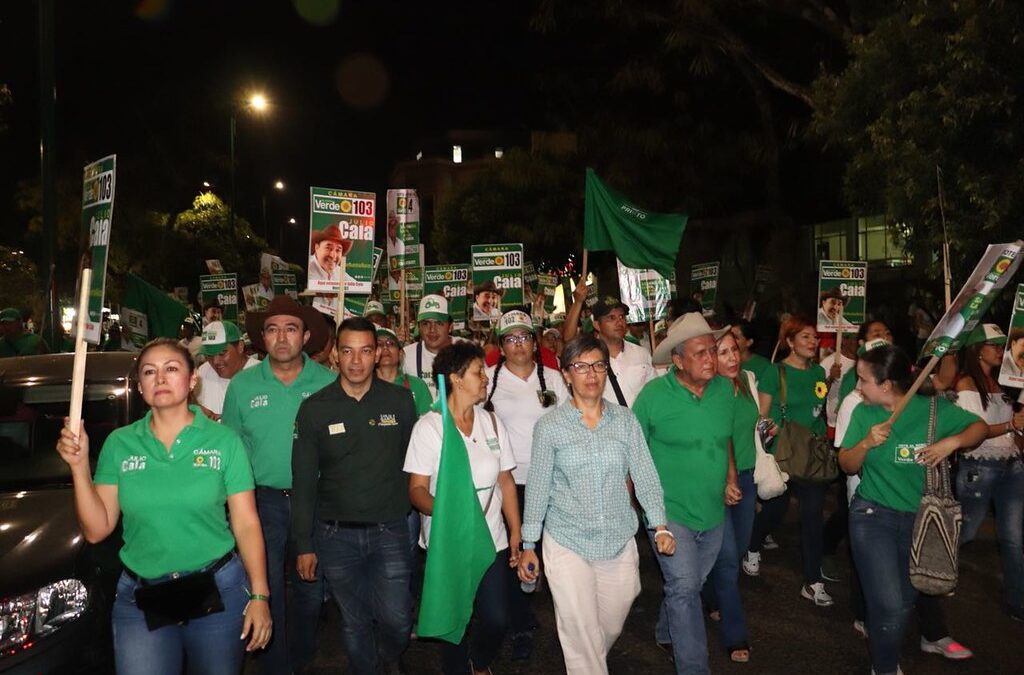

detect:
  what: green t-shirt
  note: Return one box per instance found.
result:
[841,396,979,512]
[0,332,47,357]
[93,406,254,579]
[392,372,433,417]
[634,373,736,531]
[743,353,772,382]
[759,362,828,436]
[732,374,759,472]
[839,366,857,403]
[222,354,337,489]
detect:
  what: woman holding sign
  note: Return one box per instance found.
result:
[839,344,986,675]
[954,324,1024,621]
[55,338,272,673]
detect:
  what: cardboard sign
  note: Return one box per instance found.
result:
[817,260,867,333]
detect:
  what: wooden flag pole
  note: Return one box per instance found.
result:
[648,316,657,355]
[69,268,93,435]
[399,272,407,340]
[886,354,941,426]
[936,166,953,310]
[334,256,347,325]
[770,339,781,363]
[834,308,844,367]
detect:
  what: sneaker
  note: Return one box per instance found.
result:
[763,534,779,550]
[820,555,841,582]
[801,582,834,607]
[510,631,534,661]
[742,551,761,576]
[920,637,973,660]
[853,620,868,639]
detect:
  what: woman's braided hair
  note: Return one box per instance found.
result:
[483,329,555,411]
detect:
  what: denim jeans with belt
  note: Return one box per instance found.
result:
[957,455,1024,612]
[112,553,249,675]
[316,517,412,675]
[849,496,916,675]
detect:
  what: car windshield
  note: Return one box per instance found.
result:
[0,381,137,488]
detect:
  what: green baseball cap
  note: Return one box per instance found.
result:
[417,294,450,322]
[0,308,20,323]
[376,326,399,343]
[497,310,533,336]
[364,300,386,318]
[963,323,1007,347]
[856,338,891,357]
[202,320,243,356]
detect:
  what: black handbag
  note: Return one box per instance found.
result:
[132,553,230,631]
[773,365,839,482]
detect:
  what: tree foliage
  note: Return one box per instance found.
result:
[0,246,40,311]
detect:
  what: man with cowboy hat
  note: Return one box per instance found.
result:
[817,287,848,329]
[308,222,357,285]
[221,295,336,674]
[633,312,740,674]
[401,294,457,401]
[472,279,503,321]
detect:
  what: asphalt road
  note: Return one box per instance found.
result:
[256,502,1020,674]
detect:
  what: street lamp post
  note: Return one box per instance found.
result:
[229,92,269,236]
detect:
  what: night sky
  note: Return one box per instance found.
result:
[0,0,536,248]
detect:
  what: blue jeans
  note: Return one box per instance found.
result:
[112,554,249,675]
[317,518,413,675]
[957,456,1024,611]
[849,497,916,675]
[254,487,324,673]
[749,479,826,583]
[649,521,723,674]
[442,549,510,675]
[700,469,755,649]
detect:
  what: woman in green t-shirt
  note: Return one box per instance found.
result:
[745,315,835,607]
[56,338,272,673]
[840,344,986,675]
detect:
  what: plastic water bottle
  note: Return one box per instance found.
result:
[521,563,537,593]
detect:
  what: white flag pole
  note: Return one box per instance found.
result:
[69,268,93,434]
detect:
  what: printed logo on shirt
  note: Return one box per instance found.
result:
[250,394,269,409]
[377,413,398,427]
[302,391,314,398]
[329,423,346,435]
[192,448,222,471]
[895,444,924,465]
[121,455,147,473]
[485,436,501,454]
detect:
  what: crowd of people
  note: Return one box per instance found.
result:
[48,277,1024,675]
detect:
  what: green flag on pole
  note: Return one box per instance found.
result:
[123,273,189,340]
[415,376,496,644]
[583,168,688,279]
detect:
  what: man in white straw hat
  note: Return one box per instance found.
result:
[633,312,738,674]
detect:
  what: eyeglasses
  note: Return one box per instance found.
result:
[568,360,608,374]
[501,334,533,345]
[377,339,398,348]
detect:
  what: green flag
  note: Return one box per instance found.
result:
[123,273,189,340]
[416,376,496,644]
[583,168,688,278]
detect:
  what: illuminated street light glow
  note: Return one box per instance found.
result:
[202,180,211,187]
[249,93,268,111]
[274,180,284,190]
[288,217,297,224]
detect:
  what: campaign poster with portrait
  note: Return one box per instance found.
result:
[307,187,375,295]
[385,189,420,272]
[471,243,524,321]
[999,283,1024,387]
[689,262,719,318]
[424,264,469,329]
[200,274,239,322]
[79,154,116,344]
[816,260,867,333]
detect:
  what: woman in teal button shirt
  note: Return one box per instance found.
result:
[57,338,271,674]
[840,344,986,675]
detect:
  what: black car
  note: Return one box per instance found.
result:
[0,353,144,674]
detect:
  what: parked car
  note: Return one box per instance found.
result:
[0,353,144,674]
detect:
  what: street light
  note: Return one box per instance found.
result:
[274,180,284,190]
[229,91,271,234]
[202,180,211,188]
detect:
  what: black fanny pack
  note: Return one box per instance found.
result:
[131,552,232,631]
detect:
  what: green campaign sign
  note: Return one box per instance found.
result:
[816,260,867,333]
[200,274,239,322]
[689,262,719,317]
[386,189,420,271]
[271,272,297,299]
[998,284,1024,388]
[307,187,376,295]
[424,265,469,328]
[388,264,424,303]
[120,306,147,351]
[618,261,673,323]
[536,272,559,315]
[923,242,1023,358]
[471,243,524,321]
[80,154,116,344]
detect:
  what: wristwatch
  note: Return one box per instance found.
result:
[520,541,536,551]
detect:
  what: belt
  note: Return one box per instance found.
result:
[125,550,234,584]
[257,485,292,497]
[321,519,385,529]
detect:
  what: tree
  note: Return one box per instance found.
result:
[812,0,1024,284]
[0,246,40,312]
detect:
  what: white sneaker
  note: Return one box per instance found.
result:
[801,582,834,607]
[742,551,761,576]
[763,534,779,550]
[920,636,973,660]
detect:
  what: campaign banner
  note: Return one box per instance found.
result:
[922,242,1023,358]
[471,243,524,321]
[272,272,297,300]
[388,266,424,303]
[260,252,288,273]
[537,272,559,314]
[585,276,599,308]
[999,284,1024,387]
[816,260,867,332]
[205,259,224,274]
[120,306,147,351]
[689,262,719,317]
[200,273,239,321]
[372,246,383,282]
[425,264,469,329]
[617,261,673,323]
[386,189,420,271]
[524,262,538,292]
[307,187,376,295]
[80,154,116,344]
[241,284,260,312]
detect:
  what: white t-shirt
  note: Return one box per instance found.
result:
[196,356,260,415]
[834,390,863,503]
[404,406,516,551]
[604,340,655,407]
[824,353,856,427]
[484,363,569,484]
[401,338,467,400]
[955,389,1015,460]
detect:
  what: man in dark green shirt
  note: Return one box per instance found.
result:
[292,317,417,675]
[0,308,49,357]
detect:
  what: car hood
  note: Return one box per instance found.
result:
[0,487,82,597]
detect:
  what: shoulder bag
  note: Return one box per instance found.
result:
[909,396,962,595]
[774,364,839,482]
[747,371,788,499]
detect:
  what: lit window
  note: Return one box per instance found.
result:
[452,145,462,163]
[494,147,504,159]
